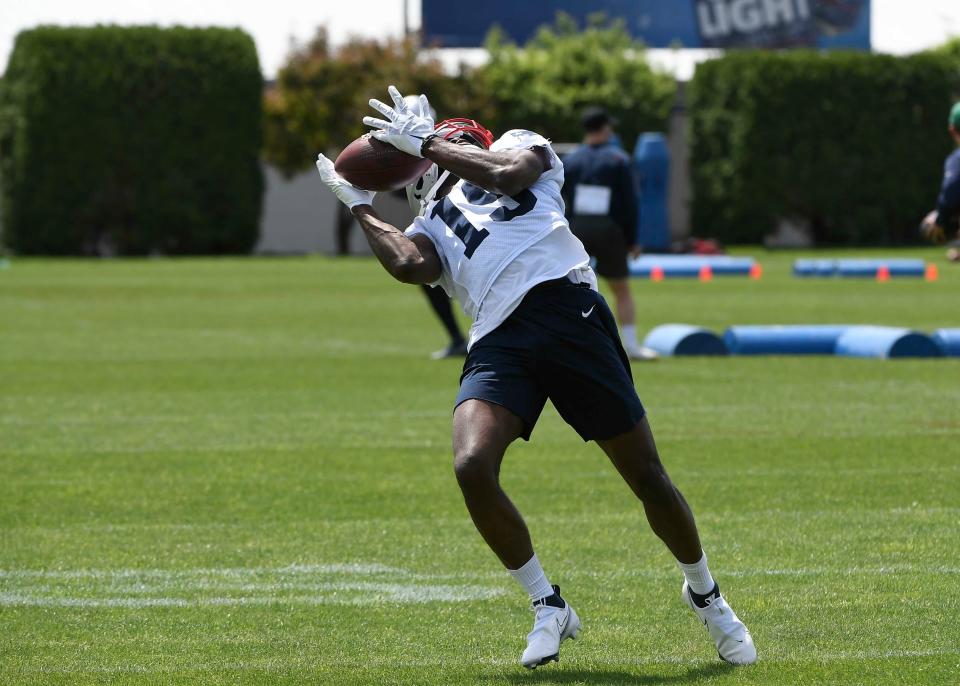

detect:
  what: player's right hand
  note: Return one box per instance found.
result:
[316,153,376,209]
[920,210,946,244]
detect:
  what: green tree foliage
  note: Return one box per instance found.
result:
[0,26,263,255]
[264,29,486,176]
[481,13,676,148]
[930,36,960,64]
[689,51,960,245]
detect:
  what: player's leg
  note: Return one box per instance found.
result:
[453,398,580,669]
[596,418,701,560]
[420,284,467,359]
[606,277,643,355]
[607,277,635,328]
[538,283,754,664]
[596,419,756,664]
[335,203,353,256]
[451,398,530,569]
[593,224,655,361]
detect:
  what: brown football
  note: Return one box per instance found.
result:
[334,133,433,192]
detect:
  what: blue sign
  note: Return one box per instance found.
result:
[422,0,870,50]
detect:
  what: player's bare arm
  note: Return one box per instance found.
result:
[363,85,548,196]
[420,137,547,196]
[352,205,441,284]
[315,150,440,285]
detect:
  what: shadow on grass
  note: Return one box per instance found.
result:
[486,662,734,685]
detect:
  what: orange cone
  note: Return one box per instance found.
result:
[651,266,665,282]
[876,265,890,282]
[924,263,939,282]
[698,265,713,282]
[749,263,763,280]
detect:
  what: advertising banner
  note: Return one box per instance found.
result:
[421,0,870,50]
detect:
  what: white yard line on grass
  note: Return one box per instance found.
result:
[0,585,503,607]
[0,562,404,580]
[1,561,957,610]
[0,563,505,607]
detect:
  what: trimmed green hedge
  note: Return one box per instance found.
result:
[689,51,960,245]
[0,26,263,255]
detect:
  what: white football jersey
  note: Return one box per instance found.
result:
[405,129,596,349]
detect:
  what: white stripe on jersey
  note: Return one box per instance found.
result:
[405,129,594,349]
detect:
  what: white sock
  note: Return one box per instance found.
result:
[508,554,554,602]
[677,551,716,595]
[622,324,639,350]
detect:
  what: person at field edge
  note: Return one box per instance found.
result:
[562,107,657,361]
[920,101,960,262]
[315,86,756,669]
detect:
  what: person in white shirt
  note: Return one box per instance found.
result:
[315,86,756,669]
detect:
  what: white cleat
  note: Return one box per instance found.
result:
[520,585,581,669]
[625,345,659,362]
[682,582,757,665]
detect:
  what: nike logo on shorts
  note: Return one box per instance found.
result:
[581,306,595,318]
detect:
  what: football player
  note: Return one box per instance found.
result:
[316,86,756,669]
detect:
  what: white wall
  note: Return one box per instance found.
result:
[256,165,415,255]
[255,165,335,254]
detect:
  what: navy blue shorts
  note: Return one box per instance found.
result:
[455,278,646,441]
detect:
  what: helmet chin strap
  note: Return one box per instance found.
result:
[420,169,451,207]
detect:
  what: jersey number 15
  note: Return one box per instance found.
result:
[430,182,537,258]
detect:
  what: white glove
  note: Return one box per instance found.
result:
[315,153,375,209]
[363,85,435,158]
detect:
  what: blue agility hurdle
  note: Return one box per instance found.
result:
[834,326,943,359]
[630,255,756,278]
[642,324,728,356]
[723,325,853,355]
[932,329,960,357]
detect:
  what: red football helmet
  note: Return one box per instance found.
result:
[405,118,495,212]
[434,118,494,149]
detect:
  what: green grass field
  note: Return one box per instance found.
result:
[1,249,958,685]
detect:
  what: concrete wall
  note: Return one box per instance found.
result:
[256,165,414,255]
[255,165,332,254]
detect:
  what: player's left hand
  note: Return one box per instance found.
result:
[316,153,376,209]
[628,244,643,259]
[363,85,435,158]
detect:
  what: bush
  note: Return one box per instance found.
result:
[930,37,960,64]
[264,29,487,176]
[0,26,263,255]
[480,13,676,149]
[689,51,960,245]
